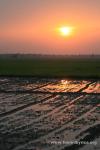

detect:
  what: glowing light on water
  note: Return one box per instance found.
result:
[61,80,68,85]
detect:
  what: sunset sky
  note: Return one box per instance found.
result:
[0,0,100,54]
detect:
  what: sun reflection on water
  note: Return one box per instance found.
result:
[61,80,68,85]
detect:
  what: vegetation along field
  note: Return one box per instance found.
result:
[0,55,100,78]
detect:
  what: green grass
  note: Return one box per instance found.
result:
[0,57,100,78]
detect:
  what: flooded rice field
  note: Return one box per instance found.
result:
[0,77,100,150]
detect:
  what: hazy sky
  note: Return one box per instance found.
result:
[0,0,100,54]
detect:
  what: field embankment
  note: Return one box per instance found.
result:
[0,56,100,78]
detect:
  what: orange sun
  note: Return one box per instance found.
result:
[58,26,74,37]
